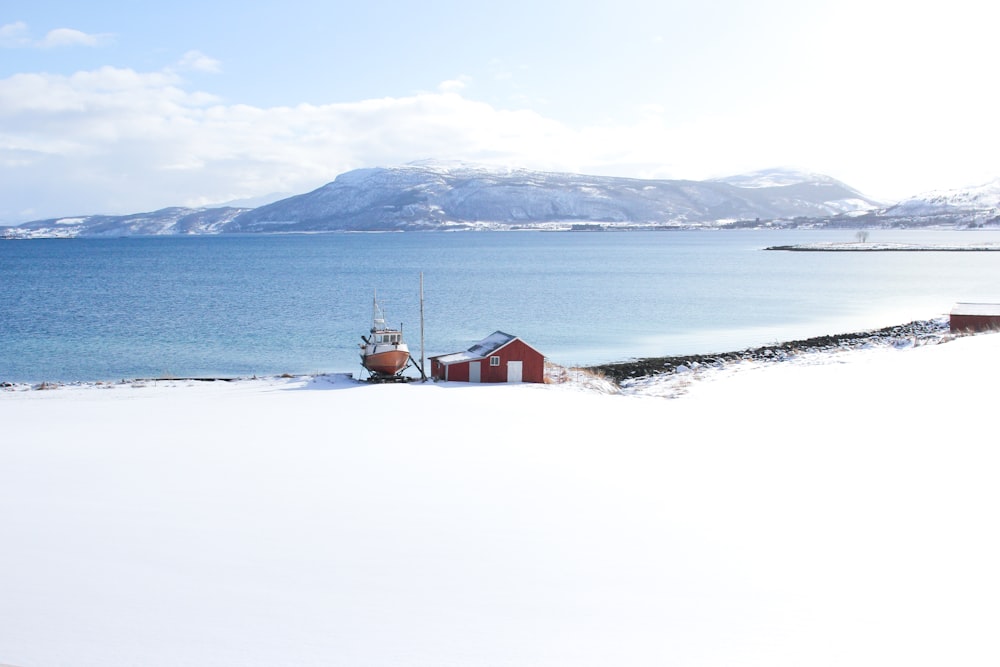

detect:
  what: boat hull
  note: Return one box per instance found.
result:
[362,346,410,376]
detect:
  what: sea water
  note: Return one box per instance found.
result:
[3,229,1000,383]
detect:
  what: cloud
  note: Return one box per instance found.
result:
[0,21,31,47]
[2,55,1000,223]
[0,64,609,221]
[176,50,222,74]
[39,27,107,48]
[0,22,109,49]
[436,77,468,94]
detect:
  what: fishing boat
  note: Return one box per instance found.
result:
[360,292,411,380]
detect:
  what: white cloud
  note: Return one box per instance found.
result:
[176,50,222,74]
[2,54,1000,223]
[39,27,107,48]
[0,21,30,47]
[1,22,109,49]
[0,65,608,220]
[437,77,468,94]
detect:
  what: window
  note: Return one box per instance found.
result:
[490,356,500,366]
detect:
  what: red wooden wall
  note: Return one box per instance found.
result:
[950,314,1000,333]
[431,338,544,383]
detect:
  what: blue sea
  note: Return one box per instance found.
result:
[3,229,1000,383]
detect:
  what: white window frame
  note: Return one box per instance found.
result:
[489,355,500,367]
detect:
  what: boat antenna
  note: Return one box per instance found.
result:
[371,289,386,333]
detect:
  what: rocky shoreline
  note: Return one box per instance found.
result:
[586,318,951,384]
[3,318,956,392]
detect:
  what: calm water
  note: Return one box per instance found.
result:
[3,230,1000,383]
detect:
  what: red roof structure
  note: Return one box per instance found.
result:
[950,302,1000,333]
[430,331,545,383]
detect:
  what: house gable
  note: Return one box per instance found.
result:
[430,331,545,383]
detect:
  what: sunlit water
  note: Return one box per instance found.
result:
[3,229,1000,382]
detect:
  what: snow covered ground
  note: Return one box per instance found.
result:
[767,241,1000,251]
[2,332,999,666]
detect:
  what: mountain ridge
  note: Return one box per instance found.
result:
[4,162,997,238]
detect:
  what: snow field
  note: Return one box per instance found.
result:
[2,333,999,666]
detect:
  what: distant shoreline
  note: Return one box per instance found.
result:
[766,242,1000,251]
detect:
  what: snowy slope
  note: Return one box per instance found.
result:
[11,162,1000,237]
[2,330,1000,666]
[229,161,881,232]
[883,178,1000,223]
[712,167,882,214]
[711,167,835,188]
[4,206,249,239]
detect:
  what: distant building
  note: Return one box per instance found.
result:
[430,331,545,383]
[949,302,1000,332]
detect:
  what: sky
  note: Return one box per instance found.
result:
[2,0,999,223]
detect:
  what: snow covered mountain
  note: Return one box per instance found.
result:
[711,167,834,189]
[710,168,881,216]
[8,162,992,238]
[3,206,248,239]
[227,162,881,233]
[875,179,1000,227]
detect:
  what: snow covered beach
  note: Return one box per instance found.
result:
[766,241,1000,251]
[3,328,1000,667]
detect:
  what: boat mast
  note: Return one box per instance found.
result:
[419,272,426,381]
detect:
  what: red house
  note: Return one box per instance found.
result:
[950,302,1000,332]
[430,331,545,383]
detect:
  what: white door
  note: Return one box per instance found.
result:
[507,360,523,383]
[469,361,481,383]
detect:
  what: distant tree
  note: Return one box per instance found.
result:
[855,230,870,243]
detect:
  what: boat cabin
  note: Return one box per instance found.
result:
[372,331,403,345]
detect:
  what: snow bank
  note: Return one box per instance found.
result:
[2,333,999,666]
[766,241,1000,251]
